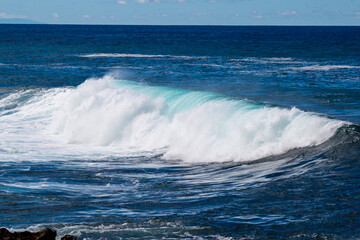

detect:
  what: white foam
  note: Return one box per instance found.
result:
[81,53,168,58]
[235,57,303,65]
[291,65,360,71]
[5,222,209,240]
[79,53,208,60]
[0,75,346,163]
[263,57,294,61]
[48,75,345,162]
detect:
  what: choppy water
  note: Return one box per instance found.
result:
[0,25,359,239]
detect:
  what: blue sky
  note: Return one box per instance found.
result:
[1,0,359,25]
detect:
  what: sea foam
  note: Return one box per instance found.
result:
[291,65,360,71]
[81,53,168,58]
[79,53,207,60]
[46,74,345,162]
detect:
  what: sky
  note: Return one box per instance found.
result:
[0,0,360,25]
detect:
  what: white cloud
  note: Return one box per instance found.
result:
[53,13,59,18]
[252,11,263,19]
[117,0,127,4]
[136,0,160,3]
[82,14,91,18]
[192,12,205,17]
[278,10,297,16]
[0,12,27,19]
[177,0,185,2]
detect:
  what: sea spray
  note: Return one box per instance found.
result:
[47,74,345,162]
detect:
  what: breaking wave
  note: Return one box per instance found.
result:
[79,53,207,59]
[0,74,347,163]
[80,53,168,58]
[290,65,360,71]
[49,74,346,162]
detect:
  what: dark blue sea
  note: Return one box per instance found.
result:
[0,25,360,239]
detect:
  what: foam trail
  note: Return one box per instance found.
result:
[81,53,168,58]
[291,65,360,71]
[79,53,207,60]
[46,74,345,163]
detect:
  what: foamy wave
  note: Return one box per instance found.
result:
[291,65,360,71]
[235,57,303,64]
[81,53,168,58]
[79,53,207,59]
[264,57,294,61]
[46,74,344,163]
[0,74,346,163]
[6,222,210,240]
[0,63,89,69]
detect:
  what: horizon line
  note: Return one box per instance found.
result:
[1,23,360,27]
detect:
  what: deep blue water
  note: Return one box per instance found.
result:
[0,24,359,239]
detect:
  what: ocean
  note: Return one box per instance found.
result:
[0,24,359,239]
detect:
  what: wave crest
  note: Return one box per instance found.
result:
[291,65,360,71]
[49,74,345,162]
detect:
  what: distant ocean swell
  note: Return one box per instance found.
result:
[0,73,348,163]
[79,53,208,60]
